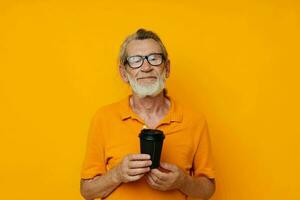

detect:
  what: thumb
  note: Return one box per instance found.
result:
[160,162,177,172]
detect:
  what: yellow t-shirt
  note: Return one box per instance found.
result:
[81,95,216,200]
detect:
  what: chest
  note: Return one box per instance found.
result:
[140,113,166,129]
[103,121,196,173]
[143,119,161,129]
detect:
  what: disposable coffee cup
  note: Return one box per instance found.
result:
[139,129,165,169]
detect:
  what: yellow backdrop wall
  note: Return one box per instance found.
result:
[1,0,299,199]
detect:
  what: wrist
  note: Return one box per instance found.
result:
[177,172,189,191]
[111,165,122,185]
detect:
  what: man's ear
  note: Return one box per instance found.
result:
[119,64,129,83]
[165,59,170,78]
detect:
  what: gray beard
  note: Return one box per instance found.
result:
[126,70,166,98]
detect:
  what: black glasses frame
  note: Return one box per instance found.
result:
[125,53,165,69]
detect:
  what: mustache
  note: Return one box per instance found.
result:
[136,72,161,80]
[137,76,157,79]
[125,68,166,81]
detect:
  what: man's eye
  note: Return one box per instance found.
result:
[148,56,157,61]
[129,56,141,63]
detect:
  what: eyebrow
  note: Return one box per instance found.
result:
[127,52,163,57]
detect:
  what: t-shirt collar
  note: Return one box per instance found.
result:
[119,94,183,124]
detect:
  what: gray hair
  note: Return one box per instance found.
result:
[119,28,169,65]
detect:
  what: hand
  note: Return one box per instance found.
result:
[115,154,152,183]
[145,162,187,191]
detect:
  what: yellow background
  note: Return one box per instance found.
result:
[1,0,299,199]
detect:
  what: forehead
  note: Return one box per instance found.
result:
[126,39,162,56]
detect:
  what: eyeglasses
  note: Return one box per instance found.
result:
[125,53,165,69]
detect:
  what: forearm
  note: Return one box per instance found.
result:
[80,166,122,200]
[179,175,215,199]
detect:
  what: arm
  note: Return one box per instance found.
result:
[80,166,121,200]
[179,174,215,199]
[80,154,152,200]
[146,162,215,199]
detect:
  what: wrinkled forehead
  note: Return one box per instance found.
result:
[126,39,162,56]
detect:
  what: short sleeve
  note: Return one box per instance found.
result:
[80,110,106,179]
[192,119,216,179]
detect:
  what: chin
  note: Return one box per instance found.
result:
[135,88,164,98]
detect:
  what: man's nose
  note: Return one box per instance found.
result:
[140,58,153,72]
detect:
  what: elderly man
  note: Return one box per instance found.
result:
[80,29,216,200]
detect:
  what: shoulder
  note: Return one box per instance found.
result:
[170,98,210,143]
[174,99,207,121]
[91,98,124,121]
[173,98,208,128]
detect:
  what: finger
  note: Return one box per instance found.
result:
[128,167,150,176]
[160,162,177,172]
[128,173,145,182]
[128,160,152,169]
[150,169,168,181]
[129,154,151,161]
[149,171,164,184]
[147,174,162,188]
[145,175,152,185]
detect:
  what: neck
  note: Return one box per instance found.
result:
[130,90,170,116]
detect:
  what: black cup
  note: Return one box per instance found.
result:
[139,129,165,169]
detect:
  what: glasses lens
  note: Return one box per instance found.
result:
[127,56,143,68]
[147,54,163,66]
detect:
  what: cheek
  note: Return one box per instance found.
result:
[152,68,163,76]
[159,69,167,78]
[133,71,140,78]
[126,68,138,78]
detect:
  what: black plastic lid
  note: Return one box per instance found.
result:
[139,129,165,141]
